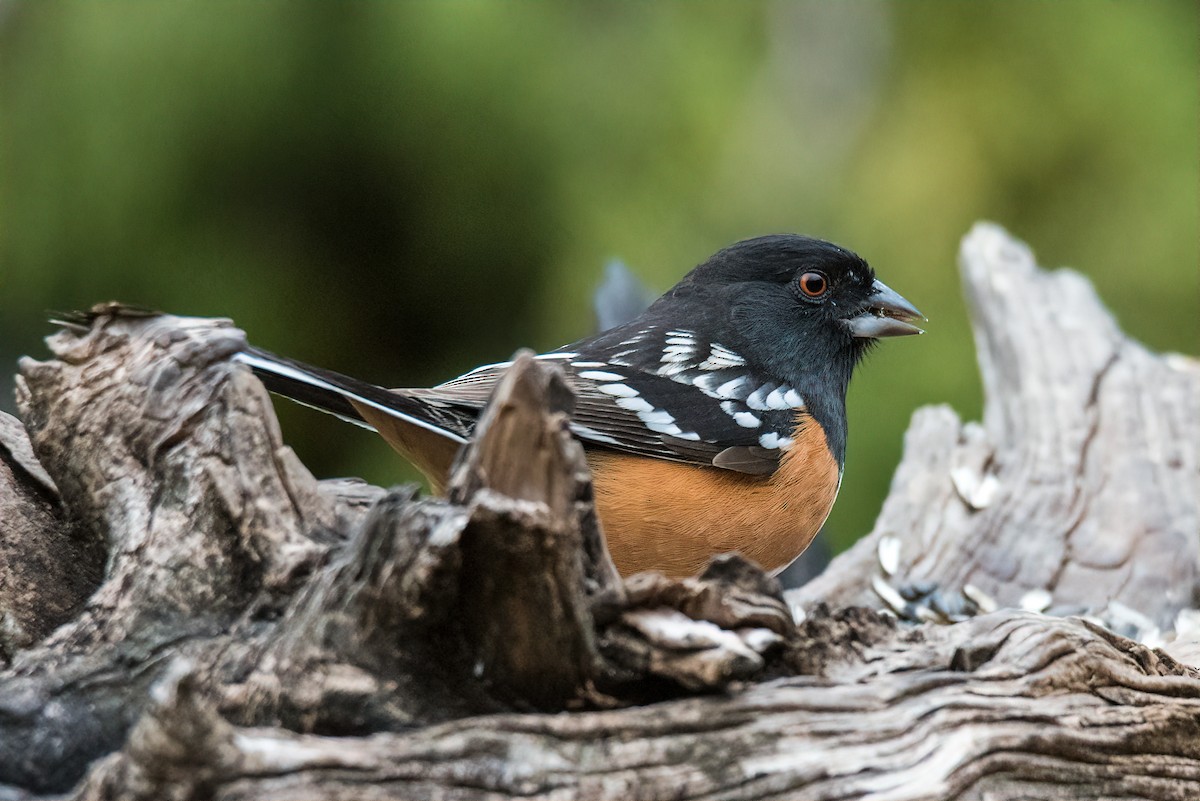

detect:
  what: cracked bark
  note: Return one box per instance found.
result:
[0,224,1197,800]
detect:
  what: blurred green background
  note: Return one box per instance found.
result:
[1,1,1196,559]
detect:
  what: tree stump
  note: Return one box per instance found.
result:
[0,223,1197,800]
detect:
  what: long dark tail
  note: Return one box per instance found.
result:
[233,347,469,444]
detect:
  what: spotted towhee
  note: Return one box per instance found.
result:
[236,235,923,577]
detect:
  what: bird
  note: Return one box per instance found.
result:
[234,234,923,578]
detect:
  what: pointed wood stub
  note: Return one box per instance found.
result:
[447,351,621,707]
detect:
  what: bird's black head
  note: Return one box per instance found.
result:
[660,234,923,458]
[666,234,922,375]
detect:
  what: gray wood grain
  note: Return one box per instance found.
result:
[796,224,1200,634]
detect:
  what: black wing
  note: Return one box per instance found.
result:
[428,325,809,475]
[239,323,809,476]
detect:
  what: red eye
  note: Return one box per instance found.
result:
[798,271,828,298]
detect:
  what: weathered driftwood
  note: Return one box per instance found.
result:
[797,227,1200,637]
[0,224,1197,800]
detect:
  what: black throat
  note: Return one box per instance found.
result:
[793,360,855,469]
[735,309,870,470]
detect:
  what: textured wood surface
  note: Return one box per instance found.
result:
[0,413,102,659]
[0,224,1197,800]
[795,225,1200,642]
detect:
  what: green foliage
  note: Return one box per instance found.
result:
[1,0,1195,553]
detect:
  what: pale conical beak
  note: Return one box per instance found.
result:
[845,279,925,338]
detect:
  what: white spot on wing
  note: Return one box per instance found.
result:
[638,409,676,425]
[715,376,751,400]
[765,386,794,410]
[645,420,684,436]
[661,345,692,363]
[733,412,760,428]
[613,395,680,429]
[609,349,637,366]
[598,383,640,398]
[656,361,691,378]
[784,388,805,408]
[570,423,620,446]
[698,343,746,370]
[746,383,778,411]
[578,370,625,381]
[713,342,743,360]
[758,432,794,450]
[615,396,654,413]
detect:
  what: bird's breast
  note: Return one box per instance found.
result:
[588,414,841,577]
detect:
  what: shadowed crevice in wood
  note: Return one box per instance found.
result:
[0,413,103,661]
